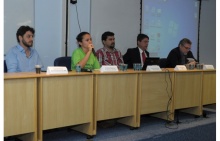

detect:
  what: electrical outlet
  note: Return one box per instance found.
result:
[70,0,77,4]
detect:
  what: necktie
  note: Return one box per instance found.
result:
[142,51,146,63]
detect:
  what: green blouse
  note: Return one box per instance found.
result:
[71,47,100,70]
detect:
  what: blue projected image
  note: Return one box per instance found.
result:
[141,0,199,59]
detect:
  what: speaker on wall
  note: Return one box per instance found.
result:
[70,0,77,4]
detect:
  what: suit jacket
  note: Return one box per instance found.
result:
[166,47,196,68]
[123,47,149,68]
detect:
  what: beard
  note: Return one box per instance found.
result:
[109,43,115,48]
[22,39,33,48]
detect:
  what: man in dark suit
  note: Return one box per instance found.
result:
[166,38,196,68]
[123,33,150,68]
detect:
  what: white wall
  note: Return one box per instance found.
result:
[91,0,140,55]
[34,0,65,70]
[4,0,34,55]
[68,0,91,56]
[199,0,216,67]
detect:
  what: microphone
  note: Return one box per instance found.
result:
[92,48,97,57]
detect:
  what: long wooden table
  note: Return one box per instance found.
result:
[173,70,203,115]
[93,70,139,130]
[4,69,216,140]
[4,73,38,141]
[202,70,216,105]
[37,72,94,141]
[137,69,174,125]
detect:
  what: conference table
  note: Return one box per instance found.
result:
[93,70,138,129]
[202,70,216,105]
[173,69,203,115]
[4,69,216,141]
[37,72,94,140]
[4,73,39,141]
[173,69,216,115]
[137,69,174,125]
[4,72,94,141]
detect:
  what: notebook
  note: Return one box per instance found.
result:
[142,57,160,70]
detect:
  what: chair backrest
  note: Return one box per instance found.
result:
[54,57,71,71]
[4,60,7,73]
[159,58,167,68]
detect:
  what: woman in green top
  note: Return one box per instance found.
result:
[71,32,100,70]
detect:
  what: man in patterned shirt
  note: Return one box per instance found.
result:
[96,31,124,66]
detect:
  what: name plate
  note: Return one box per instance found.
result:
[100,65,118,72]
[146,65,162,71]
[46,66,68,74]
[174,65,187,71]
[203,65,215,70]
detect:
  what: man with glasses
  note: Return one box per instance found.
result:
[166,38,196,68]
[123,33,150,68]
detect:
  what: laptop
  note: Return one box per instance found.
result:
[142,57,160,70]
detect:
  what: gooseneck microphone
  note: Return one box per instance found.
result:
[92,48,97,57]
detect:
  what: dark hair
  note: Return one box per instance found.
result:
[76,32,90,47]
[137,33,149,45]
[101,31,114,42]
[178,38,192,47]
[16,25,35,43]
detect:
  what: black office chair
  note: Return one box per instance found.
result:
[54,56,71,71]
[159,58,167,68]
[4,60,7,73]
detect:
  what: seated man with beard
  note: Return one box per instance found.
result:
[96,31,124,66]
[5,25,43,72]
